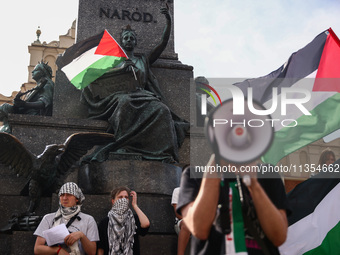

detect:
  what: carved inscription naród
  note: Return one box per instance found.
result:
[99,8,156,23]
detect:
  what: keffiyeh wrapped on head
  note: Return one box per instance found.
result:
[58,182,85,204]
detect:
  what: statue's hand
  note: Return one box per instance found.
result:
[122,59,136,71]
[13,98,26,108]
[14,91,24,99]
[160,5,171,21]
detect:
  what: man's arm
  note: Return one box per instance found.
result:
[247,178,288,246]
[181,155,221,240]
[34,236,68,255]
[64,231,96,255]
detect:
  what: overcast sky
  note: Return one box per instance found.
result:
[0,0,339,96]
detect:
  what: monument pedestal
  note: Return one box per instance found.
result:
[1,86,190,254]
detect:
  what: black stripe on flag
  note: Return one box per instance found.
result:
[234,29,328,104]
[56,30,105,69]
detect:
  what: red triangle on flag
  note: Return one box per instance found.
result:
[95,30,128,58]
[313,28,340,92]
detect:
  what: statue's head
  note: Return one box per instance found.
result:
[32,60,52,81]
[195,76,210,94]
[120,25,137,51]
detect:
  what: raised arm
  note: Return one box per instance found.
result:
[246,177,288,246]
[148,6,172,65]
[131,191,150,228]
[181,155,220,240]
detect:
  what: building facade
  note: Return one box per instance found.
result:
[0,20,76,104]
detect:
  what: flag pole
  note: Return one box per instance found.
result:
[131,67,137,80]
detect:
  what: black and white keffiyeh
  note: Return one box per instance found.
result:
[108,198,136,255]
[58,182,85,204]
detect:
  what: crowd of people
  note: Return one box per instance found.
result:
[33,146,336,255]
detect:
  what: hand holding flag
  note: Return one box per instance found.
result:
[57,29,128,89]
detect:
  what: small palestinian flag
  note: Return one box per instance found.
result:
[57,29,128,89]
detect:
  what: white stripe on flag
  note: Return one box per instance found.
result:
[61,47,104,81]
[279,182,340,255]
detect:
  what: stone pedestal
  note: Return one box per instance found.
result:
[1,80,190,254]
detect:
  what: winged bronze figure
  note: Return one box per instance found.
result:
[0,132,114,214]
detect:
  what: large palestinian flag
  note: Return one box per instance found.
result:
[279,167,340,255]
[234,28,340,165]
[57,29,128,89]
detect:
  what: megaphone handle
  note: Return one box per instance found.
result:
[236,175,244,204]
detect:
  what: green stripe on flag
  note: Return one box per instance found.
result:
[303,221,340,255]
[231,182,247,253]
[262,93,340,165]
[70,55,126,89]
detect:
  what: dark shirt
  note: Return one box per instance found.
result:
[177,167,290,255]
[97,214,149,255]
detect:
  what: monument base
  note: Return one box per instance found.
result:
[0,115,186,254]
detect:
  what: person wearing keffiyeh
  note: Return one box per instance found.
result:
[97,187,150,255]
[33,182,99,255]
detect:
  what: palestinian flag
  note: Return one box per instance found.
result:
[57,29,128,89]
[235,28,340,165]
[279,168,340,255]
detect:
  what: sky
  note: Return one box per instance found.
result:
[0,0,340,96]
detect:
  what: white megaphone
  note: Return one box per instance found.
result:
[205,98,274,164]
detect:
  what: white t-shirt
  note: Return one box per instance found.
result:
[171,187,180,205]
[34,211,99,255]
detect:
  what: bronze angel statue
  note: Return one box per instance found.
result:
[0,132,114,214]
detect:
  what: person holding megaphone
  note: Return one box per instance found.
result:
[176,99,290,255]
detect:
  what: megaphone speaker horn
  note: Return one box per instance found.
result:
[205,98,274,164]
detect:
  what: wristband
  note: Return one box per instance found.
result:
[57,245,62,254]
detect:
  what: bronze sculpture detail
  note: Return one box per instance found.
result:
[81,6,189,163]
[0,61,54,133]
[0,132,114,214]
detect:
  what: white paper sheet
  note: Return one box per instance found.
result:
[42,223,69,246]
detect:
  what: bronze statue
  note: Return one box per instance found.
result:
[81,6,189,163]
[0,132,114,214]
[0,61,54,133]
[195,76,214,127]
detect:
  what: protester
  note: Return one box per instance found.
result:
[177,155,290,255]
[33,182,98,255]
[97,187,150,255]
[318,148,335,167]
